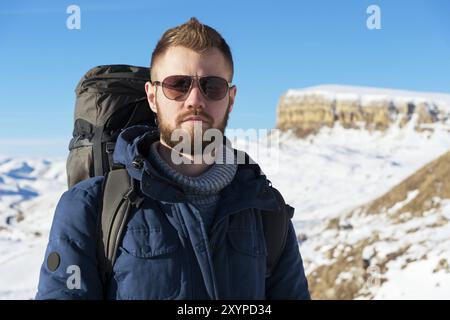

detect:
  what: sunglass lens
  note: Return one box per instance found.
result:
[162,76,192,100]
[200,76,228,100]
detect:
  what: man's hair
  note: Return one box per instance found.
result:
[150,17,234,82]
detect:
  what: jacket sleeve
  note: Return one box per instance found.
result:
[265,221,311,300]
[35,177,104,300]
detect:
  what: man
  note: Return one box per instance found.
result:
[36,17,310,300]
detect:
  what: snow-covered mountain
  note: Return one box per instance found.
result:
[250,85,450,299]
[0,157,67,299]
[1,85,450,300]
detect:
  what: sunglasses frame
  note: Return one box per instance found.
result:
[152,75,234,101]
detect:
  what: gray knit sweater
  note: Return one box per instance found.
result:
[147,142,238,232]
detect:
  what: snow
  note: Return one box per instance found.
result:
[285,84,450,111]
[232,114,450,299]
[386,190,419,216]
[0,157,66,299]
[374,257,450,300]
[241,120,450,223]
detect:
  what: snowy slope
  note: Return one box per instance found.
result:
[0,157,67,299]
[233,116,450,299]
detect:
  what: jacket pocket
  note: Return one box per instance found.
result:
[227,229,266,257]
[113,227,182,300]
[226,229,267,298]
[122,226,180,258]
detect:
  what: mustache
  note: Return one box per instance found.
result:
[176,110,214,124]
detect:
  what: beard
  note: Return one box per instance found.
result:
[156,102,230,156]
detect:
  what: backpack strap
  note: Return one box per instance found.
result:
[97,167,144,292]
[237,161,295,278]
[262,185,295,278]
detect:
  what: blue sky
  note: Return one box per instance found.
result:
[0,0,449,157]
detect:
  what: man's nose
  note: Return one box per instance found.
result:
[184,78,205,109]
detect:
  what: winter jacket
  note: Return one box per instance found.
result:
[36,125,310,300]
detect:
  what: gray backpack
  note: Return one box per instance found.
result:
[66,64,155,188]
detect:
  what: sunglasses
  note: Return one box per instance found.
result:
[152,75,234,101]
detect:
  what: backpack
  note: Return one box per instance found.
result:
[66,64,155,188]
[67,64,295,294]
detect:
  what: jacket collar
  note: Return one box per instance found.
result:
[113,125,280,213]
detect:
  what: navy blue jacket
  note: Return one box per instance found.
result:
[36,126,310,300]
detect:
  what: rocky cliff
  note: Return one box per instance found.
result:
[307,150,450,299]
[276,85,450,137]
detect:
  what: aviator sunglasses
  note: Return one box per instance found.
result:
[152,75,234,101]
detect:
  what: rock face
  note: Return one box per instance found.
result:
[276,85,450,137]
[362,150,450,221]
[307,150,450,299]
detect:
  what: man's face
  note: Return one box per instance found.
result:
[145,46,236,152]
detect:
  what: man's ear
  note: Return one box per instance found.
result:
[145,81,158,113]
[227,85,237,113]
